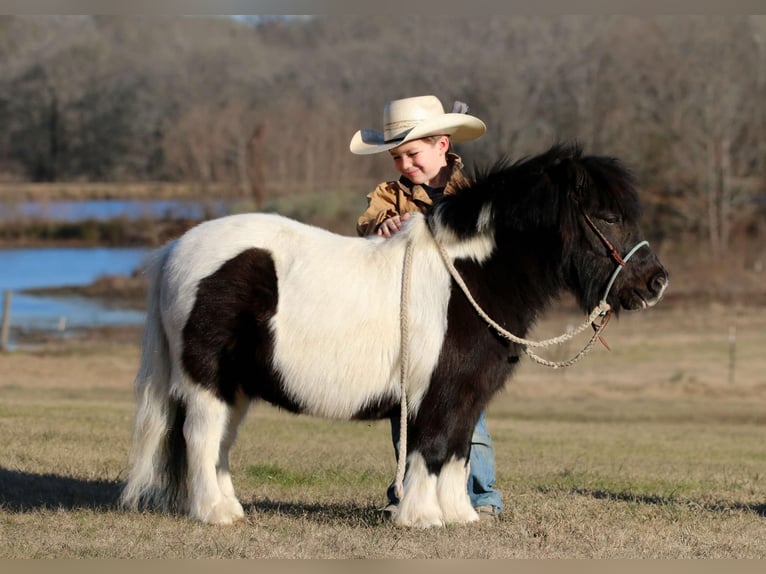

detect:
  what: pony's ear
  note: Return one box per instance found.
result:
[548,157,589,206]
[538,141,587,205]
[541,156,588,254]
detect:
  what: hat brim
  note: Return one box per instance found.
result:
[349,113,486,155]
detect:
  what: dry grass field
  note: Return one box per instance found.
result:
[0,301,765,558]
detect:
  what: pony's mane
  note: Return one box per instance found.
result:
[458,141,585,192]
[578,151,641,221]
[434,141,641,239]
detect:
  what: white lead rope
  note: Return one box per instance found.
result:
[432,237,608,367]
[394,239,415,500]
[431,235,651,367]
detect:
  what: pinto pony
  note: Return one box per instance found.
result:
[121,143,668,528]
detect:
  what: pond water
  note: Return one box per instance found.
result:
[0,198,232,222]
[0,247,150,336]
[0,197,236,345]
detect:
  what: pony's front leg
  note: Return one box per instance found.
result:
[394,452,478,527]
[394,452,443,528]
[437,456,479,524]
[183,386,241,525]
[393,413,479,528]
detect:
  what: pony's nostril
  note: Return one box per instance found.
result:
[650,271,669,294]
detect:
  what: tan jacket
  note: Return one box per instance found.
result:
[356,153,469,237]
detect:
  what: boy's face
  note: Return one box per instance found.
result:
[389,136,449,187]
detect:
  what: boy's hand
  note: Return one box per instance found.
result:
[377,212,412,238]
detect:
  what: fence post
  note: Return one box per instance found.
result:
[728,325,736,385]
[0,290,11,352]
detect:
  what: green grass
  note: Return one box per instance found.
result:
[245,463,385,489]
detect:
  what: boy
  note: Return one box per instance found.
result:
[350,95,503,519]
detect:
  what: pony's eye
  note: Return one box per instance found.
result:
[599,214,621,225]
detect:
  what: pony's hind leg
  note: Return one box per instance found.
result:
[216,392,251,521]
[182,384,241,525]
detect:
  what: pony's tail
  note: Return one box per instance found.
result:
[120,241,188,513]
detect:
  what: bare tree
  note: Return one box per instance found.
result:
[650,16,764,258]
[1,14,765,264]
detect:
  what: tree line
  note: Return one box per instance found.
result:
[0,15,764,261]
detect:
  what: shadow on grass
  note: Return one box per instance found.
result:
[0,468,121,512]
[573,487,766,517]
[0,468,383,524]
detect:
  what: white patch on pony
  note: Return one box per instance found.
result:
[394,452,444,528]
[476,203,494,234]
[273,215,454,418]
[429,207,496,263]
[438,456,479,524]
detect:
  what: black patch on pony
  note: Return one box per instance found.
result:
[182,248,300,409]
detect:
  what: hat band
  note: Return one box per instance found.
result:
[384,119,420,142]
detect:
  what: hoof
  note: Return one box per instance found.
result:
[442,506,480,525]
[393,512,445,529]
[223,497,246,521]
[195,498,245,525]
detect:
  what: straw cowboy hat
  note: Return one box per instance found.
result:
[349,95,486,155]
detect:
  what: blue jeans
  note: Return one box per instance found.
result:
[386,410,503,512]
